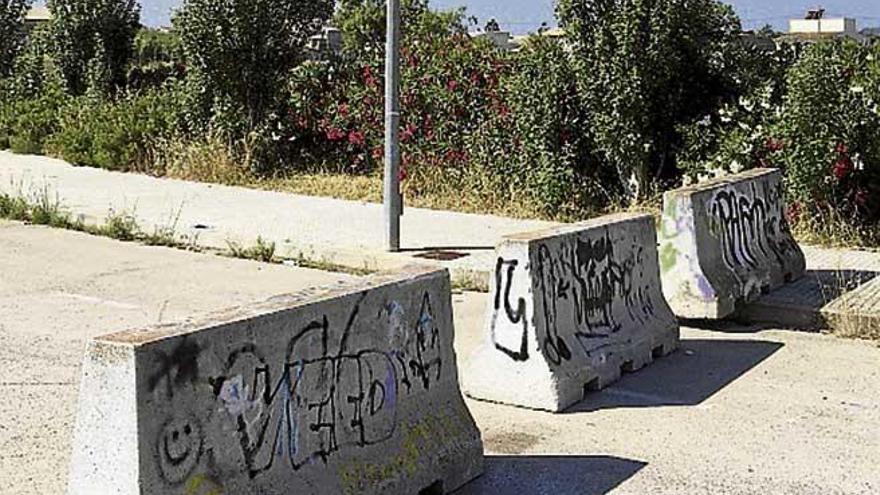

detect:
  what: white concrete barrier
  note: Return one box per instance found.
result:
[463,213,679,412]
[659,168,806,319]
[68,267,483,494]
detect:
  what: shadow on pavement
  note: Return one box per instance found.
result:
[453,455,647,495]
[568,339,783,413]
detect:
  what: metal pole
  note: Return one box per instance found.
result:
[383,0,402,252]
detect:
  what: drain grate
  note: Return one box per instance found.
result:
[413,250,469,261]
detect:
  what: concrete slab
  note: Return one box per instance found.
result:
[0,221,352,494]
[740,245,880,336]
[659,169,806,319]
[463,213,678,412]
[68,266,483,494]
[0,152,559,285]
[3,219,880,494]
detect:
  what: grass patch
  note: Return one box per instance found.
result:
[226,236,278,263]
[792,208,880,251]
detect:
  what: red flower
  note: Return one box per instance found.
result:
[372,147,384,161]
[832,156,853,180]
[338,103,349,118]
[447,79,459,92]
[348,130,366,147]
[326,127,346,141]
[835,142,849,154]
[363,66,378,88]
[401,123,417,143]
[399,167,408,182]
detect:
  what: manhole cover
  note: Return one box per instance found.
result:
[413,250,469,261]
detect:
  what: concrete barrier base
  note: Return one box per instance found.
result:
[463,213,680,412]
[68,267,483,494]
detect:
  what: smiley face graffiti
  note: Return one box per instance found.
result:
[157,416,203,484]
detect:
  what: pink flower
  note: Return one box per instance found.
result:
[348,131,366,147]
[401,123,417,143]
[363,66,378,88]
[338,103,349,118]
[326,127,346,141]
[447,79,459,92]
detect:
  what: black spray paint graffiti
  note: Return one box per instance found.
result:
[709,181,799,273]
[491,257,529,362]
[156,416,203,484]
[491,231,658,367]
[210,292,443,480]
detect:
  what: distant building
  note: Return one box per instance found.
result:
[473,30,517,51]
[24,6,52,28]
[306,27,343,58]
[783,8,865,43]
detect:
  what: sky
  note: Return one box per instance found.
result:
[130,0,879,33]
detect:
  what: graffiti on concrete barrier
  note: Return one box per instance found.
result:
[336,410,471,494]
[491,257,529,362]
[213,292,441,480]
[157,415,204,484]
[488,230,660,367]
[708,180,800,274]
[146,290,448,486]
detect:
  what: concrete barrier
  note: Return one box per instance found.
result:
[463,213,679,412]
[659,168,806,319]
[68,267,483,495]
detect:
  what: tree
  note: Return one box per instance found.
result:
[0,0,30,77]
[174,0,334,134]
[558,0,743,201]
[46,0,140,95]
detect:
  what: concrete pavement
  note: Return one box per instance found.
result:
[1,221,878,494]
[0,152,557,285]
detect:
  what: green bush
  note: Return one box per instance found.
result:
[47,0,140,95]
[302,1,507,176]
[47,83,183,170]
[676,43,799,181]
[2,64,68,153]
[463,36,604,216]
[0,0,30,77]
[558,0,744,201]
[174,0,333,138]
[775,40,880,224]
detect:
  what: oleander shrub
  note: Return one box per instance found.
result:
[775,40,880,226]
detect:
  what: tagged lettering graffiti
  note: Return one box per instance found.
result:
[489,231,659,367]
[709,181,800,273]
[212,292,442,480]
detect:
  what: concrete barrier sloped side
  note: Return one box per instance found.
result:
[463,213,680,412]
[659,168,806,319]
[68,267,483,495]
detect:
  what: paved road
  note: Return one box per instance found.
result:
[1,221,878,494]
